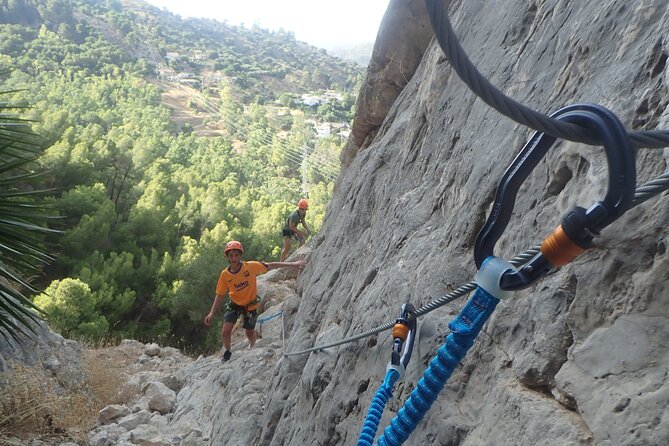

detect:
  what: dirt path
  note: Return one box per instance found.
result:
[149,79,227,137]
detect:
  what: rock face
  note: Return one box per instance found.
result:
[340,0,433,168]
[256,0,669,445]
[86,339,199,446]
[0,319,85,390]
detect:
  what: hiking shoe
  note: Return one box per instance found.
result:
[222,350,232,362]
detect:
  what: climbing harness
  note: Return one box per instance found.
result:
[358,304,416,446]
[474,103,636,289]
[366,103,637,445]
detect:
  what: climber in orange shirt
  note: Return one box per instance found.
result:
[204,240,305,362]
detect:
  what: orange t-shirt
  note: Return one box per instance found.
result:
[215,261,268,306]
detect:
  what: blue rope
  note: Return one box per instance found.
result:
[377,287,499,445]
[358,369,400,446]
[257,310,283,324]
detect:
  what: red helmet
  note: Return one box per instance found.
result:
[224,240,244,254]
[297,199,309,210]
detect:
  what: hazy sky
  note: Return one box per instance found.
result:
[144,0,390,48]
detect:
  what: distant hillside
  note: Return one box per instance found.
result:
[0,0,364,102]
[326,42,374,66]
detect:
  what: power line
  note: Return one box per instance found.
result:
[161,75,340,182]
[141,32,343,183]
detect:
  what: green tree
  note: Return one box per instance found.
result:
[0,2,356,348]
[33,278,109,340]
[56,183,115,266]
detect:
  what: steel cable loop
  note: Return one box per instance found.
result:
[632,172,669,206]
[630,132,669,149]
[424,0,594,144]
[283,172,669,358]
[424,0,669,149]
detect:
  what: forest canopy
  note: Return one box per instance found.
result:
[0,0,362,350]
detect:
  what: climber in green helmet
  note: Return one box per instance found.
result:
[280,198,311,261]
[204,240,305,362]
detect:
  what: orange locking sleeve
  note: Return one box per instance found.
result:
[541,225,585,267]
[392,323,410,341]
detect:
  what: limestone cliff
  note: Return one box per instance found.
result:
[261,0,669,445]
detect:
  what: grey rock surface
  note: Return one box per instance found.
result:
[98,404,131,425]
[256,0,669,445]
[341,0,433,168]
[0,318,85,394]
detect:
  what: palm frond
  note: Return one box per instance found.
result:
[0,85,58,342]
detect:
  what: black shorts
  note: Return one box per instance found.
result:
[282,229,304,242]
[223,303,258,329]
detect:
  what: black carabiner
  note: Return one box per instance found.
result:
[391,303,417,370]
[474,103,636,290]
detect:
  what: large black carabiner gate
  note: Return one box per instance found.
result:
[474,103,636,290]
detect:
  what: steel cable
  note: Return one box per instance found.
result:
[284,0,669,357]
[284,172,669,357]
[424,0,669,149]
